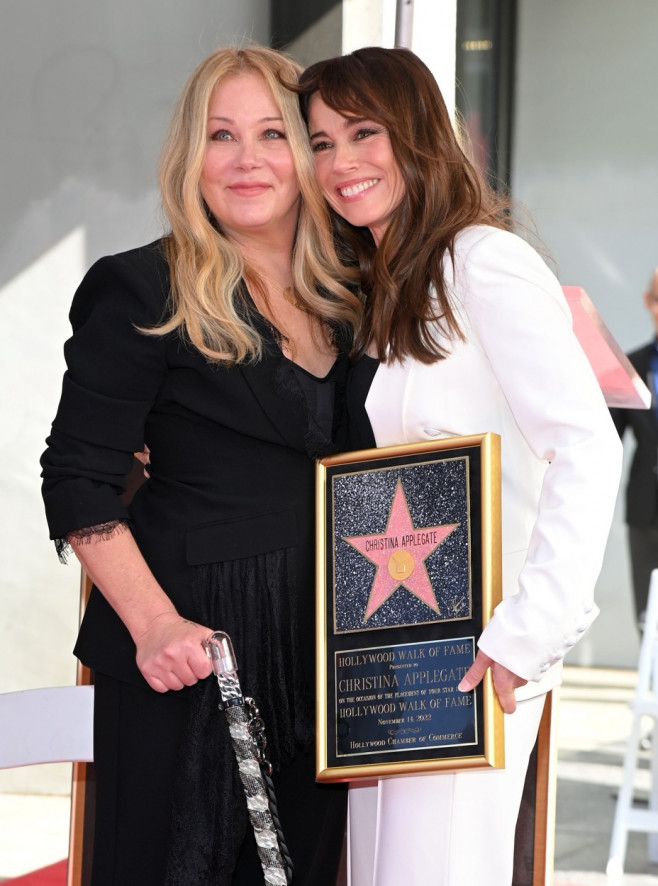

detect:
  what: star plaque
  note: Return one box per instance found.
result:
[344,478,459,621]
[316,434,503,781]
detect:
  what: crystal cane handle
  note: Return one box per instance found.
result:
[203,630,238,677]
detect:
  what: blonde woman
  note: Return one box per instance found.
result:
[41,46,360,886]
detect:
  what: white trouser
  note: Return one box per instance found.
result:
[347,693,546,886]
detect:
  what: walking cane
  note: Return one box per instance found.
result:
[203,631,294,886]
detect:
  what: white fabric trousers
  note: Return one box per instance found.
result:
[347,693,546,886]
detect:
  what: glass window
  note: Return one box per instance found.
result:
[456,0,517,190]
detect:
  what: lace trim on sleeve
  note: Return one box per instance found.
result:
[55,519,133,564]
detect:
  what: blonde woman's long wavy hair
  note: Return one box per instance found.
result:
[155,45,361,363]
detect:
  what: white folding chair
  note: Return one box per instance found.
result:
[607,569,658,881]
[0,685,94,886]
[0,685,93,768]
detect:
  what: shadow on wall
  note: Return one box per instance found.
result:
[270,0,340,48]
[0,0,273,288]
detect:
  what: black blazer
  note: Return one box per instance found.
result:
[610,342,658,527]
[41,240,347,687]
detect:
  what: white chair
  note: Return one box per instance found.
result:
[0,685,94,886]
[0,685,93,768]
[607,569,658,881]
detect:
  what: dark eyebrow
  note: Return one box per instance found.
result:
[309,116,369,141]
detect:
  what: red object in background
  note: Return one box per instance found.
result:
[563,285,651,410]
[1,861,67,886]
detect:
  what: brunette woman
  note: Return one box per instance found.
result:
[299,46,621,886]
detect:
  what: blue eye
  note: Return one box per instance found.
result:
[209,129,232,141]
[264,128,286,140]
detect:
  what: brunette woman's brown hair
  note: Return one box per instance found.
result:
[299,46,512,364]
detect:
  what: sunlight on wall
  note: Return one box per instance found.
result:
[0,228,87,794]
[411,1,457,121]
[342,0,396,52]
[342,0,456,120]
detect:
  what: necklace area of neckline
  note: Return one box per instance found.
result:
[283,285,303,309]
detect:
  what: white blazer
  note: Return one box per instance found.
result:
[364,225,622,698]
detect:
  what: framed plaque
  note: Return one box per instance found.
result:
[316,433,504,782]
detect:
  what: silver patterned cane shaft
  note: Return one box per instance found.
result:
[203,631,292,886]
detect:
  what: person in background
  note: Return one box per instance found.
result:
[610,267,658,632]
[299,46,622,886]
[40,45,360,886]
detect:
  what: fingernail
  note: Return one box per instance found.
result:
[457,680,468,692]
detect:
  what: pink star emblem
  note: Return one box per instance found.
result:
[344,478,459,621]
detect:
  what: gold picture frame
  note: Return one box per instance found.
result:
[316,433,504,782]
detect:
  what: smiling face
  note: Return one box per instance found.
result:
[200,71,301,246]
[308,95,406,245]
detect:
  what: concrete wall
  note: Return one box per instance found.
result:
[512,0,658,669]
[0,0,269,795]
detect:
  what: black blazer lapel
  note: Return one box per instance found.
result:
[239,354,309,453]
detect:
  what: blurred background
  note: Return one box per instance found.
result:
[1,0,657,807]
